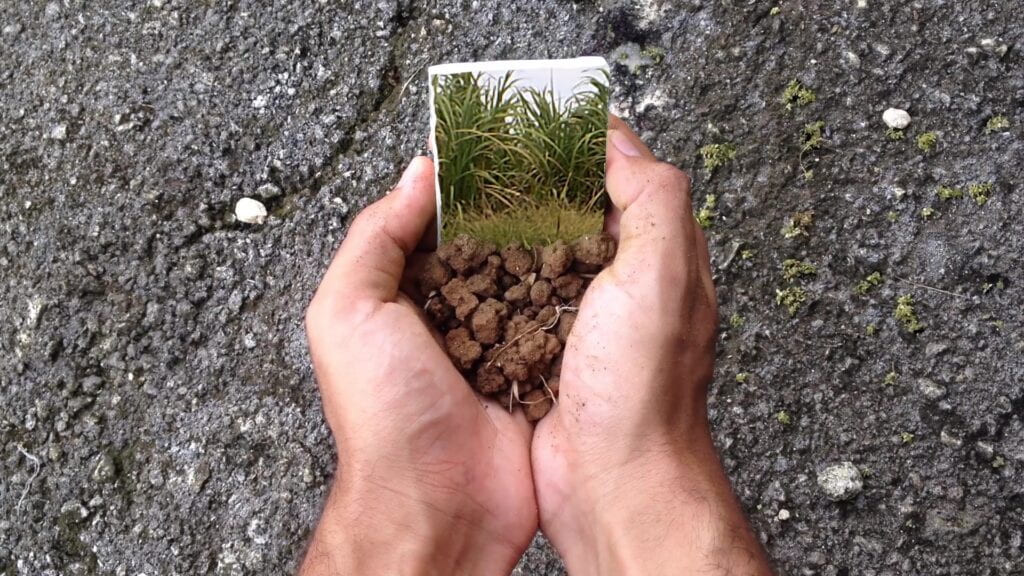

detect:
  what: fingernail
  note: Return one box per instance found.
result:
[609,129,642,157]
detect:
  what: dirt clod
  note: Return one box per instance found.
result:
[540,241,572,279]
[471,298,509,345]
[522,389,554,423]
[439,235,494,275]
[445,327,482,370]
[530,279,554,307]
[501,244,535,278]
[419,234,615,420]
[572,233,617,272]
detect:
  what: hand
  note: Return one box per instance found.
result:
[300,157,537,576]
[531,118,775,575]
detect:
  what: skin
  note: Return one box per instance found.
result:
[300,119,775,575]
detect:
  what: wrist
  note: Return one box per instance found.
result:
[552,431,771,576]
[301,474,515,576]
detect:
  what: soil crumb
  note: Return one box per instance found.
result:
[421,234,616,421]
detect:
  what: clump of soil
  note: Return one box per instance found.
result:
[416,234,616,422]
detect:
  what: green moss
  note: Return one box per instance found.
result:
[883,371,897,386]
[886,211,899,222]
[700,143,737,171]
[730,313,745,328]
[781,79,816,110]
[769,6,781,15]
[782,259,817,282]
[641,46,666,64]
[993,455,1006,469]
[801,121,825,152]
[900,431,915,444]
[735,372,749,383]
[916,131,938,152]
[937,185,962,200]
[855,272,883,295]
[776,286,808,316]
[920,206,936,220]
[866,323,878,336]
[781,211,814,238]
[895,294,925,333]
[969,182,993,206]
[776,410,792,426]
[695,194,718,229]
[886,128,905,141]
[740,248,756,260]
[985,115,1010,134]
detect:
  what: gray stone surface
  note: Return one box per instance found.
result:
[1,1,1022,574]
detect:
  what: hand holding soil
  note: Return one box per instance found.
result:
[300,121,774,575]
[530,118,773,575]
[300,156,537,576]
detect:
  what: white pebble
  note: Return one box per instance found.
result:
[234,198,267,225]
[777,509,791,521]
[817,462,864,501]
[883,108,911,129]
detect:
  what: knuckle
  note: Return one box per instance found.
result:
[648,162,691,195]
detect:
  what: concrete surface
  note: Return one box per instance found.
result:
[1,1,1021,574]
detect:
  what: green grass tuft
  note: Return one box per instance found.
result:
[433,71,609,245]
[937,185,962,200]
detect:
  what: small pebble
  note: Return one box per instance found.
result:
[235,198,267,225]
[778,509,791,521]
[883,108,911,129]
[817,462,864,501]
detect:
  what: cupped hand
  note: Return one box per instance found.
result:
[300,157,537,576]
[532,118,774,575]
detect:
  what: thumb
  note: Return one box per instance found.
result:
[317,156,438,304]
[604,128,695,286]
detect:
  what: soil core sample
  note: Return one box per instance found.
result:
[416,233,616,421]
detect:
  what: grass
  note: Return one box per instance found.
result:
[433,71,609,245]
[443,201,604,247]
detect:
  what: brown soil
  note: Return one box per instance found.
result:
[416,234,616,422]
